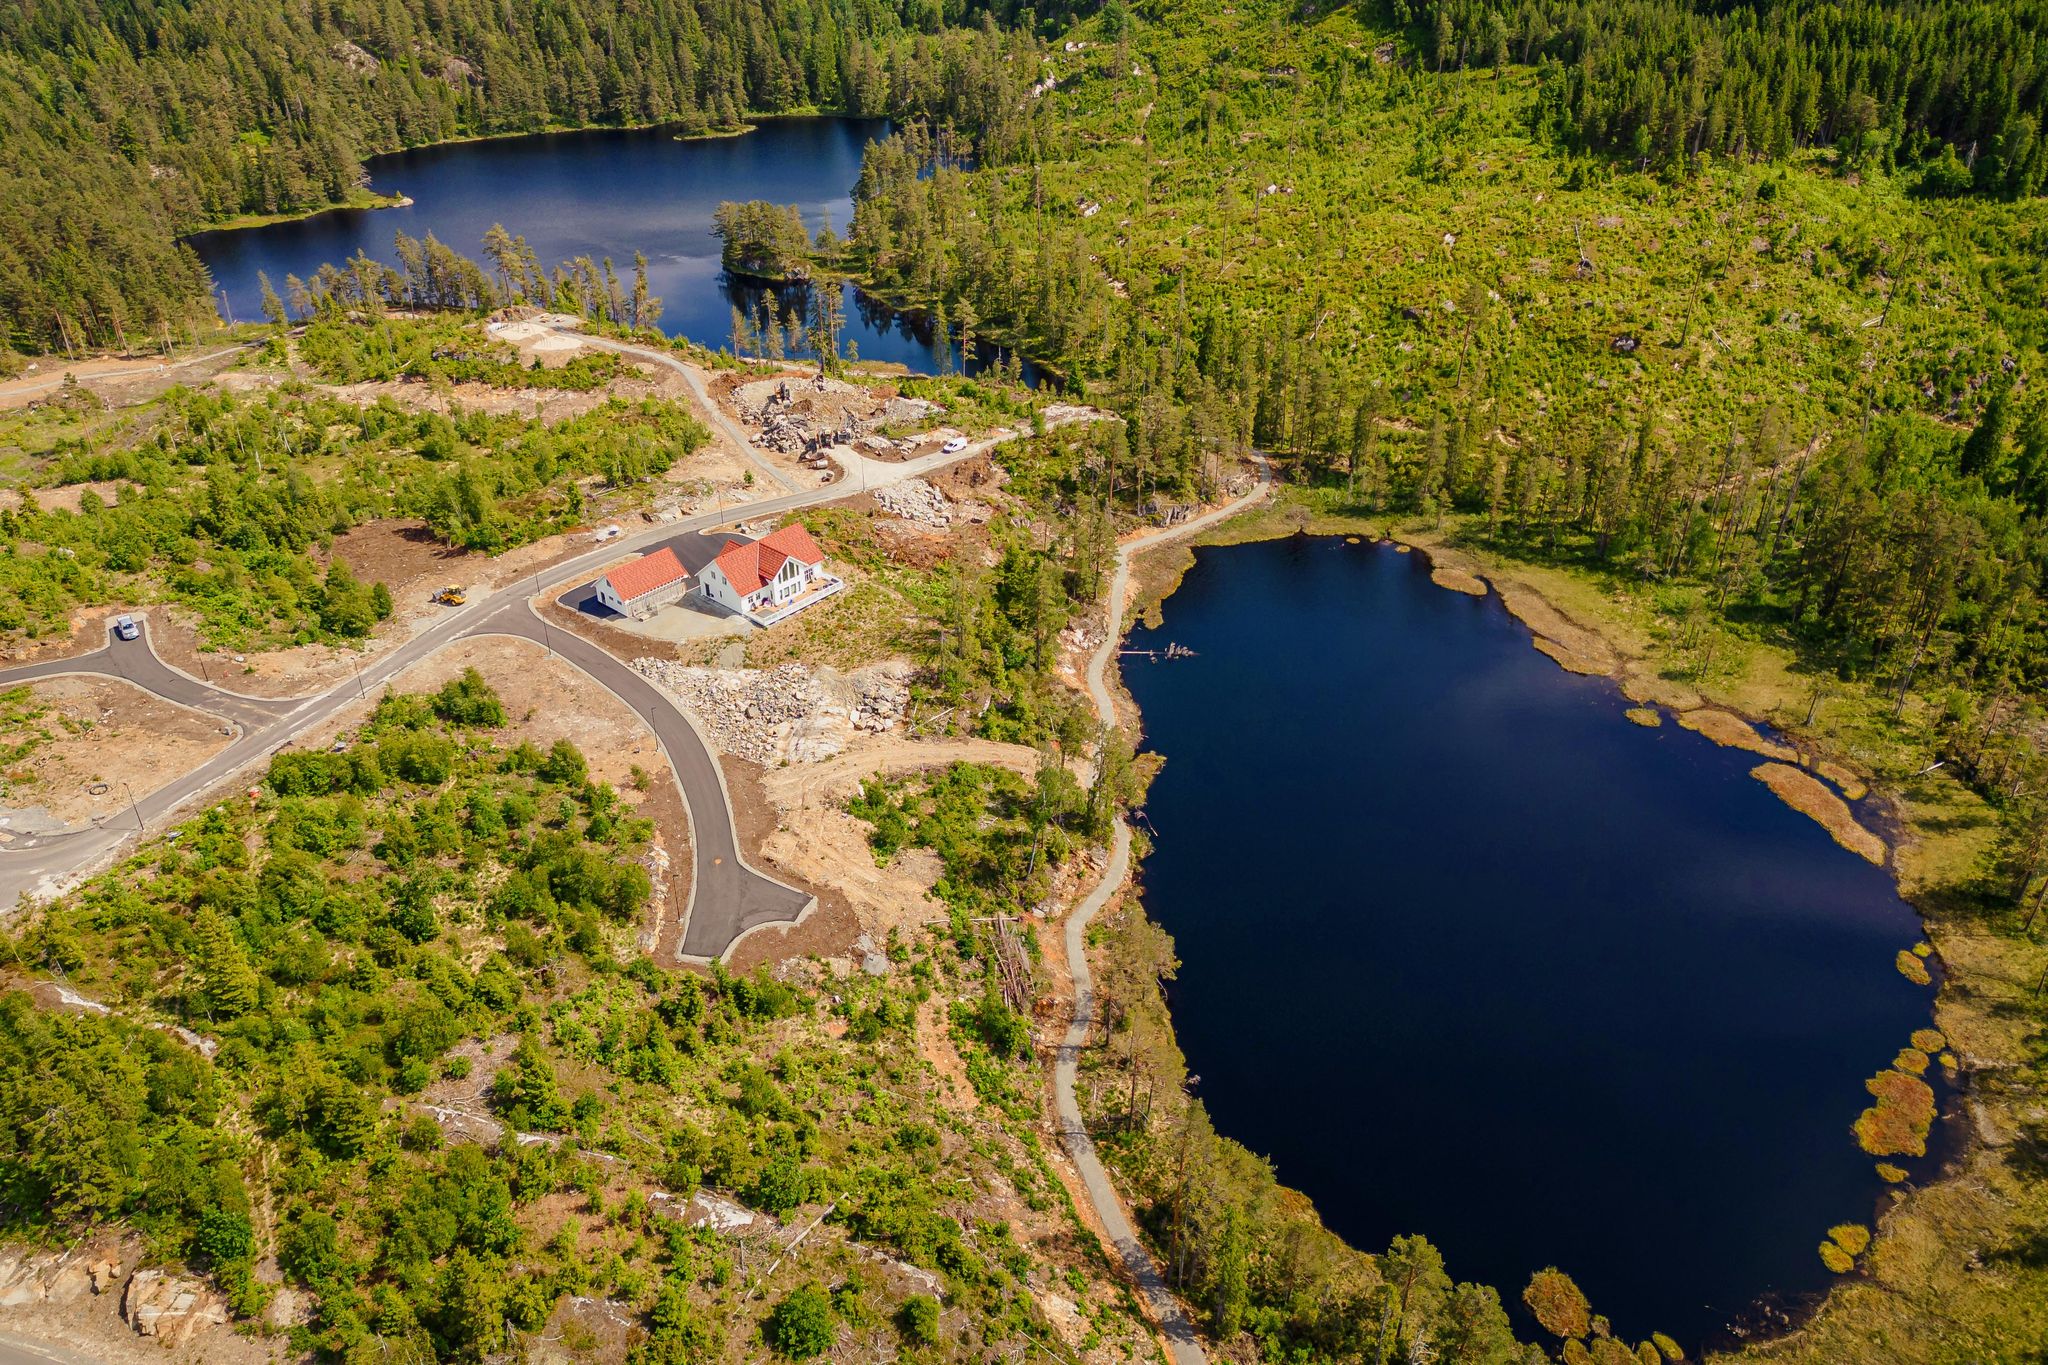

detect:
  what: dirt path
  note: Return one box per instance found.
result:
[1051,451,1271,1365]
[0,344,256,411]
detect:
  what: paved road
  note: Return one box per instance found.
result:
[467,604,812,960]
[1057,454,1273,1365]
[0,406,1014,945]
[0,1328,107,1365]
[0,620,298,733]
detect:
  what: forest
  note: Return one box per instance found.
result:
[0,0,1035,354]
[1413,0,2048,194]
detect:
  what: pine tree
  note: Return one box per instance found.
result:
[192,906,260,1018]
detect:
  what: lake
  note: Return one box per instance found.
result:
[188,118,1026,379]
[1122,535,1940,1351]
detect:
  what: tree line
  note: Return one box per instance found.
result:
[1404,0,2048,194]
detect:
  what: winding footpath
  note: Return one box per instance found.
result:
[0,338,1011,945]
[1057,456,1272,1365]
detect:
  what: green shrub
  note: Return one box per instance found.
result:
[897,1293,941,1345]
[765,1284,836,1358]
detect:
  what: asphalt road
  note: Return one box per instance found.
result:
[0,622,296,733]
[0,1328,108,1365]
[0,376,1013,951]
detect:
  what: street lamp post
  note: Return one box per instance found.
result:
[123,782,141,830]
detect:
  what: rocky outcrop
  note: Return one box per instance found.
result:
[0,1246,124,1308]
[122,1268,229,1344]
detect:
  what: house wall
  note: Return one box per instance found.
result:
[698,565,746,614]
[600,575,687,618]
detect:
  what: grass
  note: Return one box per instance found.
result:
[199,186,411,234]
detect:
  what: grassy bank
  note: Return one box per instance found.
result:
[196,187,412,235]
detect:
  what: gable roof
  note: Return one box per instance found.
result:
[604,546,688,602]
[711,523,826,596]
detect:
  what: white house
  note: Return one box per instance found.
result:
[597,546,691,618]
[695,523,841,625]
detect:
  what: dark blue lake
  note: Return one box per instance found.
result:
[1123,536,1938,1351]
[188,119,1022,378]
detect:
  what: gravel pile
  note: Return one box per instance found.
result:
[633,660,910,764]
[872,478,951,529]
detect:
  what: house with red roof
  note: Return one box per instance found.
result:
[596,546,692,618]
[695,522,841,625]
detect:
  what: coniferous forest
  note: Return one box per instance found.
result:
[5,0,2048,356]
[0,0,1034,354]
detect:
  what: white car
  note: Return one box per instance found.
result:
[942,436,969,454]
[113,614,140,641]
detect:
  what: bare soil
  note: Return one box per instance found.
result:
[0,479,134,514]
[0,677,232,828]
[0,343,257,413]
[717,754,859,973]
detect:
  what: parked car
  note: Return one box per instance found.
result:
[942,436,969,454]
[113,614,140,641]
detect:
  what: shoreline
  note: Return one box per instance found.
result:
[1093,499,1964,1359]
[179,109,873,243]
[184,188,411,239]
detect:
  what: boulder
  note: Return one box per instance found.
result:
[123,1267,230,1344]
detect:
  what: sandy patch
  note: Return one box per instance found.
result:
[0,676,232,828]
[1676,707,1800,761]
[1751,762,1886,864]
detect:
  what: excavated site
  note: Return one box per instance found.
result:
[629,659,912,765]
[718,372,949,468]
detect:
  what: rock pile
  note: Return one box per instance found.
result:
[735,377,945,456]
[873,477,952,529]
[633,660,911,764]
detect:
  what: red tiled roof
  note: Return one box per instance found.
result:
[712,523,825,596]
[603,546,688,602]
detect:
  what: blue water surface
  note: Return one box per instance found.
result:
[1123,536,1937,1351]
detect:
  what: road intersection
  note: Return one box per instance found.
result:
[0,357,1012,953]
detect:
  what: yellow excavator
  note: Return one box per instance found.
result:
[433,585,467,606]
